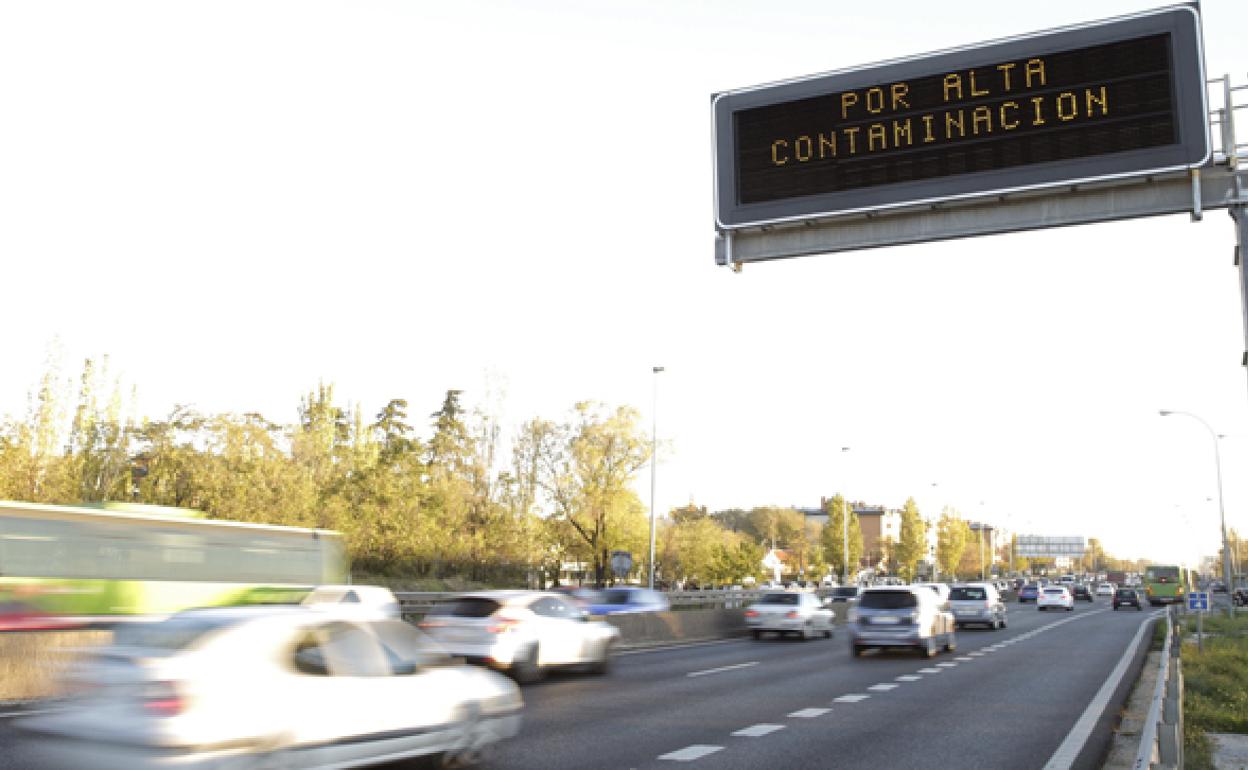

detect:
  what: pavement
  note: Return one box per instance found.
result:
[1210,734,1248,770]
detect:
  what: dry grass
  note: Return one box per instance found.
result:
[0,631,110,702]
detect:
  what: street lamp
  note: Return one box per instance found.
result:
[647,366,664,590]
[1159,410,1233,610]
[839,447,851,585]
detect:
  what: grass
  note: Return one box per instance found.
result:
[1179,611,1248,769]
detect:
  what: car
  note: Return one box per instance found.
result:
[1210,581,1228,593]
[300,584,401,619]
[1018,583,1042,603]
[913,582,951,604]
[1038,586,1074,611]
[1232,587,1248,608]
[1095,583,1116,597]
[1113,587,1144,610]
[1070,584,1094,602]
[829,586,860,603]
[419,590,620,682]
[948,583,1007,630]
[586,586,670,615]
[849,586,956,658]
[549,585,602,609]
[16,605,522,770]
[745,591,835,640]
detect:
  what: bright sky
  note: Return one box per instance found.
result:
[3,1,1247,568]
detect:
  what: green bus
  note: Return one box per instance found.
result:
[0,500,345,623]
[1142,564,1189,607]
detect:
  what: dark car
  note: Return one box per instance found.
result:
[830,586,861,602]
[1071,584,1093,602]
[1018,583,1041,603]
[1233,587,1248,608]
[1113,588,1143,611]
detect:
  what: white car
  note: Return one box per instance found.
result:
[18,606,522,769]
[913,582,951,604]
[301,584,401,619]
[1095,583,1116,597]
[745,591,835,640]
[418,591,620,683]
[1037,586,1075,611]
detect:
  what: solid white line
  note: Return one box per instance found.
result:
[788,708,831,718]
[1040,613,1157,770]
[686,661,758,678]
[659,745,724,762]
[732,724,785,737]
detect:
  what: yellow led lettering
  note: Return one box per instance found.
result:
[818,132,837,159]
[1056,92,1078,121]
[1030,96,1046,125]
[968,69,989,97]
[868,123,888,151]
[971,105,992,135]
[1025,58,1046,88]
[891,82,910,110]
[996,62,1016,92]
[1086,86,1109,116]
[843,126,861,155]
[921,115,936,143]
[893,118,913,147]
[999,101,1020,130]
[795,135,814,161]
[943,73,963,102]
[771,140,789,166]
[866,87,886,114]
[945,110,965,139]
[841,91,859,119]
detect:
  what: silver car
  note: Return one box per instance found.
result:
[849,586,957,657]
[419,591,620,683]
[745,591,835,640]
[948,583,1008,630]
[17,606,522,769]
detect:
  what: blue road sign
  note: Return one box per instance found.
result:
[1188,592,1210,611]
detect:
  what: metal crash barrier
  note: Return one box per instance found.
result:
[1134,606,1184,770]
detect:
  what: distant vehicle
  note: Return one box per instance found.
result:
[1037,586,1074,611]
[1106,570,1127,587]
[17,605,522,769]
[419,590,619,682]
[745,592,835,640]
[914,583,951,604]
[1018,583,1042,603]
[1209,581,1228,593]
[1070,584,1094,602]
[1233,587,1248,607]
[948,583,1007,630]
[0,500,345,620]
[849,586,956,658]
[586,587,670,615]
[1113,587,1143,611]
[1095,583,1115,597]
[829,586,860,603]
[549,585,602,609]
[1143,565,1189,606]
[301,585,400,619]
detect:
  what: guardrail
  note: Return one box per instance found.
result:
[1134,606,1183,770]
[394,588,824,617]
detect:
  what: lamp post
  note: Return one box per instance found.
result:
[1159,410,1233,612]
[647,366,664,590]
[839,447,851,586]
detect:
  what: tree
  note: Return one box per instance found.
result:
[822,494,863,580]
[936,508,971,578]
[894,497,927,582]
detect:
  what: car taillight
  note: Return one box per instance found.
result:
[487,618,522,634]
[417,620,444,629]
[785,611,800,619]
[745,610,759,618]
[140,681,185,717]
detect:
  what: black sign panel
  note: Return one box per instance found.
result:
[713,6,1207,229]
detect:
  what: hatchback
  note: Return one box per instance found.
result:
[948,583,1007,630]
[1018,583,1042,603]
[745,592,835,640]
[1113,587,1143,610]
[18,606,522,769]
[849,586,956,658]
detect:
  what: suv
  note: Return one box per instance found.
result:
[849,586,956,658]
[948,583,1007,630]
[1070,584,1094,602]
[1112,587,1143,611]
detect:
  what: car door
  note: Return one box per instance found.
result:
[527,597,581,665]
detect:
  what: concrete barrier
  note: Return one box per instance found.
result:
[602,608,748,649]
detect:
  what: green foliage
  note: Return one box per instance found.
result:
[936,508,971,578]
[1183,614,1248,734]
[822,495,863,580]
[894,497,926,582]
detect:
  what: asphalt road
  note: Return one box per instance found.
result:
[0,599,1160,770]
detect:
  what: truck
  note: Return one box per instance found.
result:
[1107,570,1126,587]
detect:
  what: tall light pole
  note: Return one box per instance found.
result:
[647,366,664,590]
[839,447,851,585]
[1159,410,1233,611]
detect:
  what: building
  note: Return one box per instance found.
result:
[805,500,902,572]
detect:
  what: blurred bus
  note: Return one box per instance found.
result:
[0,500,345,625]
[1142,564,1190,606]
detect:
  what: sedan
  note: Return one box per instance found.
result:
[419,591,620,683]
[745,592,835,640]
[17,606,522,770]
[1018,583,1042,603]
[586,587,670,615]
[1037,586,1075,611]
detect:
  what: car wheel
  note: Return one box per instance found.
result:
[511,644,543,684]
[1066,606,1073,612]
[800,623,813,641]
[1137,605,1143,611]
[824,627,834,639]
[851,644,865,657]
[1000,616,1008,629]
[922,637,938,658]
[943,632,957,653]
[751,629,762,640]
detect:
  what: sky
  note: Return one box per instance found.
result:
[2,0,1247,568]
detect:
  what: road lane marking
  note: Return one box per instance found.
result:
[868,683,899,691]
[686,661,758,678]
[660,745,724,762]
[968,652,985,657]
[1041,613,1157,770]
[955,656,974,661]
[917,667,942,674]
[788,708,830,718]
[895,675,922,681]
[936,662,957,667]
[733,724,785,737]
[833,694,870,703]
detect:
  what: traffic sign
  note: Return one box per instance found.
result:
[1188,592,1210,612]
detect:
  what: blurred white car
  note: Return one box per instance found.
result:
[1095,583,1116,597]
[18,606,521,769]
[418,591,620,683]
[745,591,835,640]
[913,582,951,604]
[1037,586,1075,611]
[301,584,401,619]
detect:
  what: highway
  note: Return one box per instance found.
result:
[0,600,1159,770]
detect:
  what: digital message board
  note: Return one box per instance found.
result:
[712,6,1208,229]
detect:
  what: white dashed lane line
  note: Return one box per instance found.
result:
[659,745,723,762]
[732,724,785,737]
[788,708,831,718]
[833,694,871,703]
[686,661,758,678]
[867,683,899,692]
[895,675,922,682]
[918,667,942,674]
[936,662,958,668]
[955,656,974,662]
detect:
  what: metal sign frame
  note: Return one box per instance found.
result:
[712,4,1208,231]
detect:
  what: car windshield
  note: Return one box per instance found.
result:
[1044,588,1065,595]
[832,587,858,597]
[858,591,917,610]
[950,587,986,601]
[113,614,246,653]
[758,593,799,605]
[1116,589,1136,597]
[426,598,501,618]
